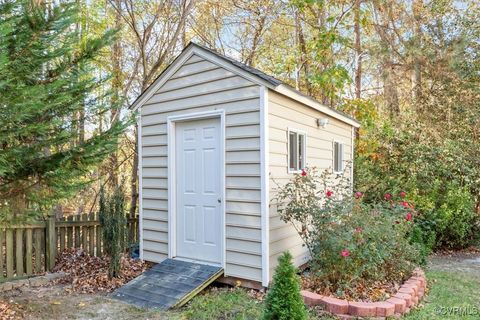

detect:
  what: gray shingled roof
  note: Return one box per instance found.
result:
[188,43,359,125]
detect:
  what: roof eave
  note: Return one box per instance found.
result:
[274,85,361,128]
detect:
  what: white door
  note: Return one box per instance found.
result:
[175,118,222,264]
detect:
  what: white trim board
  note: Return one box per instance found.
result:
[166,109,226,270]
[138,111,144,260]
[260,86,270,287]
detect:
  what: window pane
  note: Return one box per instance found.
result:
[334,142,339,172]
[339,143,344,171]
[334,142,344,172]
[289,132,297,170]
[298,134,304,169]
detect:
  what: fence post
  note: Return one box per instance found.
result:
[45,214,56,271]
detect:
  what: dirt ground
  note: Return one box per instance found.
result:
[2,251,479,319]
[429,251,480,276]
[1,284,172,320]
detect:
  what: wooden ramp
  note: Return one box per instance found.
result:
[111,259,223,310]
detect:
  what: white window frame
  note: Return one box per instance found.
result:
[333,140,344,173]
[287,128,307,173]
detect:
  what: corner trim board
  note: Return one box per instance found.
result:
[260,86,270,287]
[138,111,144,260]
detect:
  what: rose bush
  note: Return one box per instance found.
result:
[275,167,420,300]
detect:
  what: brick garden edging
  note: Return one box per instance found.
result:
[0,272,65,293]
[301,268,427,318]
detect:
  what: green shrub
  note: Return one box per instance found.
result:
[276,168,420,299]
[99,186,127,278]
[434,185,476,248]
[263,252,308,320]
[354,120,480,251]
[409,222,436,265]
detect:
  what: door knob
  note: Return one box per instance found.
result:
[217,198,222,203]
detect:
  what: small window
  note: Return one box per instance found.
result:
[288,130,306,172]
[333,141,344,172]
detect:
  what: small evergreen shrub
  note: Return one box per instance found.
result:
[99,186,127,278]
[263,251,308,320]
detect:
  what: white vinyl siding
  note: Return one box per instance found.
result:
[268,90,354,279]
[140,54,263,282]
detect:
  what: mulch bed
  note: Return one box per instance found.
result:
[52,248,151,293]
[434,246,480,256]
[301,272,404,302]
[0,301,24,320]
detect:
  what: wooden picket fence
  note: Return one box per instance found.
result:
[0,212,138,282]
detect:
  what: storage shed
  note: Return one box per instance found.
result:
[132,42,360,288]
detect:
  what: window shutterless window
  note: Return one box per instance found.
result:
[288,130,306,172]
[333,141,344,172]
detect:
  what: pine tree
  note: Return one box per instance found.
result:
[0,0,128,221]
[263,251,308,320]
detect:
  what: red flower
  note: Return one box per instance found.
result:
[354,191,363,199]
[326,190,333,197]
[384,193,392,200]
[401,201,409,208]
[355,227,363,233]
[301,169,307,177]
[399,191,406,198]
[405,212,413,221]
[341,249,350,257]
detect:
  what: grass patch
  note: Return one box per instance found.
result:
[173,287,263,320]
[168,287,333,320]
[405,270,480,320]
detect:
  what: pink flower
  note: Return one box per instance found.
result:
[354,191,363,199]
[405,212,413,221]
[301,170,307,177]
[401,201,409,208]
[399,191,406,198]
[341,249,350,257]
[326,190,333,198]
[384,193,392,200]
[355,227,363,233]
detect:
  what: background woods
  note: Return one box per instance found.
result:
[1,0,479,253]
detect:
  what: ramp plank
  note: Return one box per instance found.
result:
[111,259,223,309]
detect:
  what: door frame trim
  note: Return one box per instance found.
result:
[167,109,226,268]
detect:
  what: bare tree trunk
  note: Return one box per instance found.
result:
[129,126,138,217]
[244,16,266,66]
[295,7,311,95]
[354,0,362,99]
[412,0,423,102]
[109,0,122,189]
[372,3,400,115]
[383,62,400,115]
[108,0,194,218]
